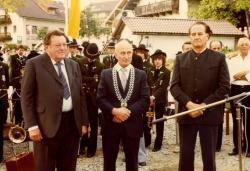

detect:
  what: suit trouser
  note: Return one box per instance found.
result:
[216,104,225,150]
[102,133,140,171]
[230,84,250,153]
[178,124,217,171]
[0,101,5,161]
[33,111,79,171]
[154,102,165,149]
[12,92,23,125]
[80,96,98,155]
[138,134,146,163]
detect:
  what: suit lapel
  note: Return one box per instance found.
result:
[64,59,73,90]
[42,53,62,85]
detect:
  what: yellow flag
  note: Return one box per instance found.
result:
[68,0,81,38]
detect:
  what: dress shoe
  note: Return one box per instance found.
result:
[228,150,238,156]
[138,162,146,166]
[246,153,250,158]
[152,148,161,152]
[87,153,95,158]
[79,149,86,155]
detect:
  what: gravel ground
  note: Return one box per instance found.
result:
[1,114,250,171]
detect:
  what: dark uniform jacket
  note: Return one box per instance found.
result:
[78,57,104,106]
[102,55,117,69]
[0,62,9,108]
[143,60,153,74]
[170,49,230,125]
[9,54,26,89]
[148,66,171,104]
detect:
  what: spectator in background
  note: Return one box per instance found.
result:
[227,37,250,157]
[182,41,192,53]
[209,40,224,152]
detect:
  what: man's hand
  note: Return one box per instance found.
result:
[233,71,247,80]
[81,125,88,136]
[112,107,131,121]
[186,101,205,118]
[112,115,122,123]
[29,128,43,142]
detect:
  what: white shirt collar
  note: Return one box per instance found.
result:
[51,58,65,65]
[114,63,133,72]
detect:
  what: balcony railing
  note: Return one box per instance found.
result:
[0,32,12,42]
[0,15,12,25]
[135,0,173,16]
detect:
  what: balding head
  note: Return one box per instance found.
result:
[114,39,133,68]
[237,37,250,57]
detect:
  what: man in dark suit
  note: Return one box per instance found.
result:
[170,22,230,171]
[0,61,9,163]
[21,30,88,171]
[97,39,150,171]
[9,44,27,125]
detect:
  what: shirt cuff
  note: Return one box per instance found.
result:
[28,125,39,132]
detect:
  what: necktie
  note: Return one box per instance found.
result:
[120,68,127,90]
[55,62,70,99]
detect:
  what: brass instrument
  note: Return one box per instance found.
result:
[8,125,27,144]
[146,106,155,134]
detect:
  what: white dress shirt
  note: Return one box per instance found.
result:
[227,53,250,85]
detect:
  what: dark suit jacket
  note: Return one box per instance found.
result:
[170,49,230,125]
[21,53,88,138]
[97,67,150,138]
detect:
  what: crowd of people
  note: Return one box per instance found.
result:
[0,21,249,171]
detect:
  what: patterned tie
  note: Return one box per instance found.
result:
[55,62,70,99]
[120,68,127,90]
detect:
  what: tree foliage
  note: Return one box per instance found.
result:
[79,7,111,39]
[0,0,25,13]
[37,27,48,40]
[189,0,250,35]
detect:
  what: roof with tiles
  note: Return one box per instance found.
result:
[16,0,64,21]
[122,17,244,36]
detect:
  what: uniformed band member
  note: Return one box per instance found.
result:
[0,61,9,163]
[102,42,117,69]
[147,49,170,151]
[134,44,153,74]
[170,21,230,171]
[78,43,104,157]
[9,44,27,125]
[68,39,83,62]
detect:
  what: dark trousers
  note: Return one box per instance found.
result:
[179,124,217,171]
[12,92,23,125]
[33,111,79,171]
[230,84,250,153]
[216,104,225,151]
[153,102,165,149]
[143,111,151,147]
[0,102,6,162]
[80,96,98,155]
[102,133,140,171]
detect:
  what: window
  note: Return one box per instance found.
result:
[26,25,32,34]
[4,26,7,33]
[32,26,37,34]
[13,25,16,33]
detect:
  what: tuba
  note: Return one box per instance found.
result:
[8,125,27,144]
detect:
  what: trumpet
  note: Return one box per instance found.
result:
[8,125,27,144]
[146,106,155,134]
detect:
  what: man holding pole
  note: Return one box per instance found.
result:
[170,21,230,171]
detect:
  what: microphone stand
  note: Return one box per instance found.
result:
[152,92,250,171]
